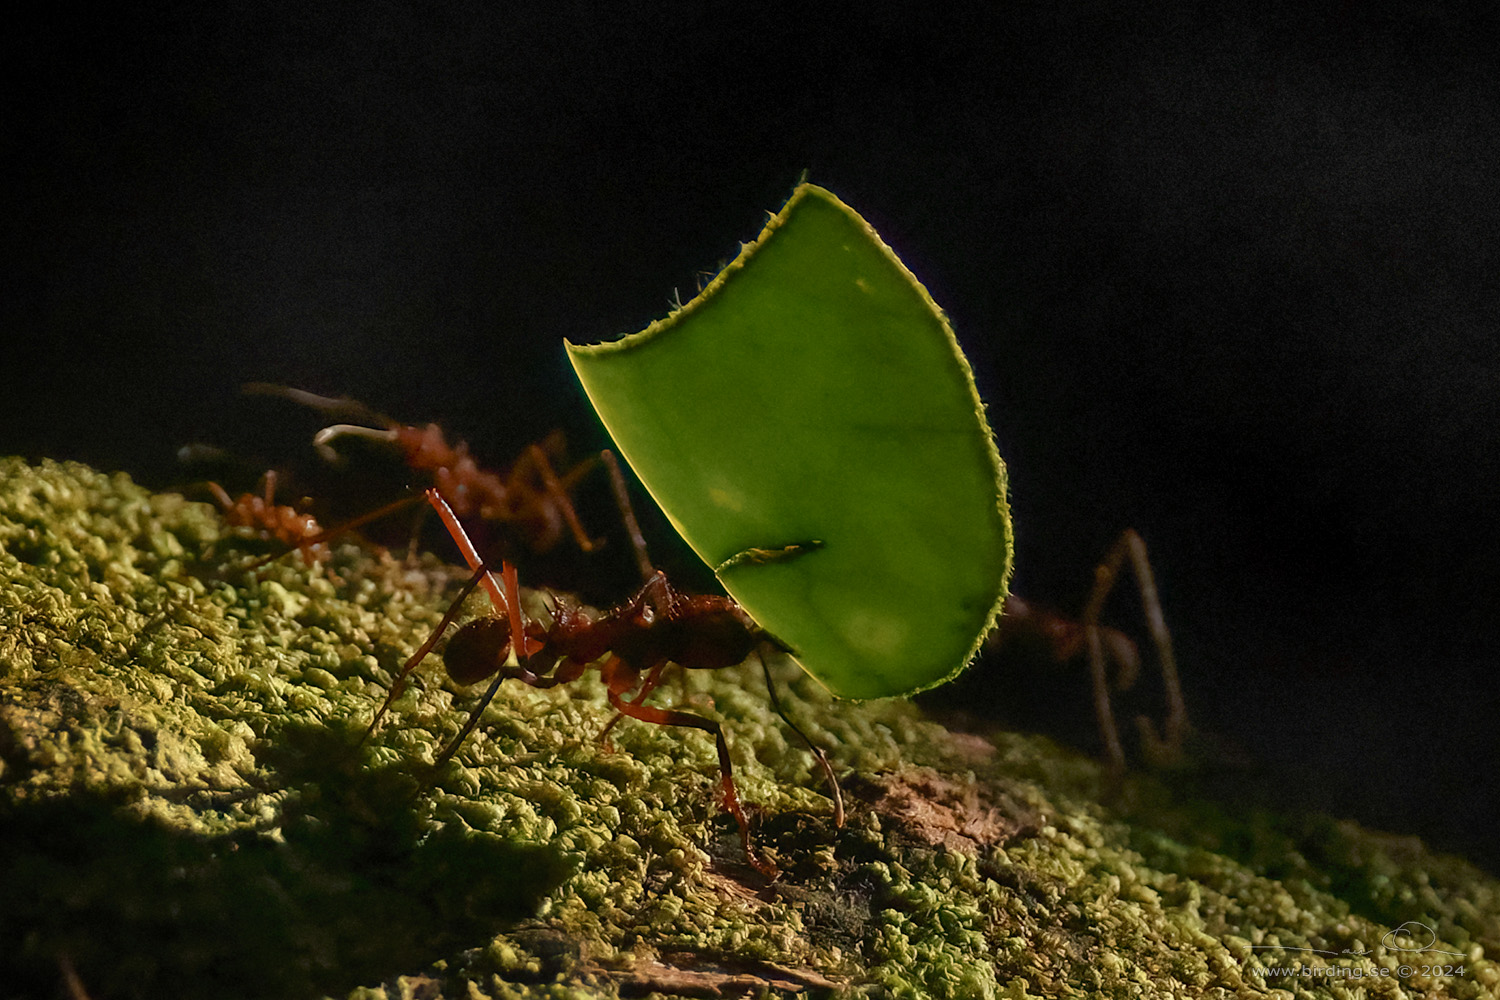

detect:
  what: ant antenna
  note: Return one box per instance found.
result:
[242,383,394,427]
[310,423,399,464]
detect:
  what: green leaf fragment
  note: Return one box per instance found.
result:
[567,184,1011,699]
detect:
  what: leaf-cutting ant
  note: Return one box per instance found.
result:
[207,471,330,567]
[992,529,1187,777]
[362,453,844,876]
[205,470,432,575]
[245,384,599,556]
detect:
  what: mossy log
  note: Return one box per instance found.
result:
[1,458,1496,999]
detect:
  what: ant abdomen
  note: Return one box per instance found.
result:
[658,604,761,671]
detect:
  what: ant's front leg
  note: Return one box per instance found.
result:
[1081,529,1187,777]
[430,652,589,768]
[599,656,775,877]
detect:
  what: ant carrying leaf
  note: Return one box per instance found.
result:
[362,182,1187,877]
[362,453,844,877]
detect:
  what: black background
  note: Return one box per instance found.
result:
[9,5,1497,870]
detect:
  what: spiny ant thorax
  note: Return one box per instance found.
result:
[438,573,765,688]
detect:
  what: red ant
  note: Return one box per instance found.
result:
[205,470,427,574]
[362,453,844,877]
[991,530,1187,777]
[244,384,599,556]
[207,471,330,567]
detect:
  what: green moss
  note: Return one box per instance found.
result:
[2,458,1496,999]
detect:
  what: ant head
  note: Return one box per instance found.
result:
[442,616,511,686]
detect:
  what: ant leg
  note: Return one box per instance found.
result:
[760,653,845,828]
[57,954,91,1000]
[601,450,654,584]
[207,481,236,513]
[362,560,492,742]
[432,665,508,768]
[301,492,428,561]
[366,488,535,766]
[628,660,672,704]
[1117,531,1186,764]
[513,440,599,552]
[432,558,533,767]
[1081,529,1187,774]
[557,455,598,496]
[597,660,672,748]
[425,489,519,630]
[600,657,775,877]
[259,469,278,508]
[432,649,588,768]
[539,429,602,499]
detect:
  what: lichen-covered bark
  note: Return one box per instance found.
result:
[1,458,1496,999]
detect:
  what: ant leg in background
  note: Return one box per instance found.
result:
[1081,529,1187,777]
[507,431,602,553]
[591,446,670,744]
[601,449,655,584]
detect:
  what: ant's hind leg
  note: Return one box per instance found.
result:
[600,657,776,877]
[515,440,599,553]
[760,654,845,828]
[1081,529,1187,775]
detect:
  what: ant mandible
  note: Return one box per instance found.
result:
[362,452,844,877]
